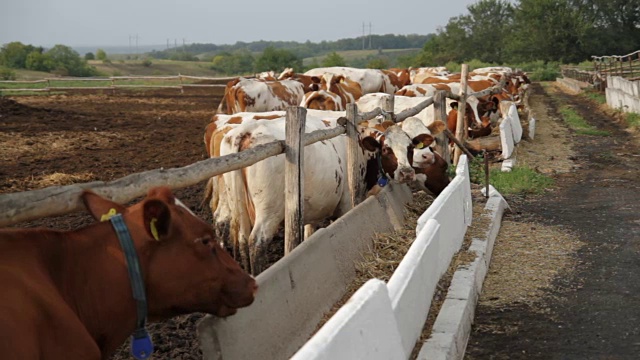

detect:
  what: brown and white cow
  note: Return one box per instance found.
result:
[217,77,304,114]
[304,66,396,94]
[277,68,322,93]
[218,113,424,274]
[301,73,363,111]
[0,186,256,359]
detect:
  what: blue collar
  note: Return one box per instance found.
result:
[109,214,154,360]
[376,151,389,187]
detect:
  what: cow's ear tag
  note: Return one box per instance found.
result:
[149,218,160,241]
[377,177,388,187]
[415,142,424,149]
[131,332,154,360]
[100,208,118,222]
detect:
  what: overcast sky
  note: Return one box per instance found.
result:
[1,0,480,47]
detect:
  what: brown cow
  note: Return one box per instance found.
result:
[301,73,363,111]
[0,187,256,359]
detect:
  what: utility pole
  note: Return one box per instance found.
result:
[128,35,132,54]
[369,22,372,49]
[135,34,139,54]
[362,22,365,50]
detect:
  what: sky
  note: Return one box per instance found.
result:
[1,0,480,48]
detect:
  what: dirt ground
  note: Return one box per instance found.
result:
[465,83,640,359]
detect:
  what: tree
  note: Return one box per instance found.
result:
[366,58,390,69]
[96,49,107,61]
[211,50,255,75]
[85,52,95,60]
[0,42,39,68]
[25,51,54,72]
[322,51,346,67]
[254,46,302,72]
[507,0,590,63]
[46,45,97,76]
[465,0,515,63]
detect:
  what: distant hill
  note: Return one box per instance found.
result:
[147,33,434,61]
[72,44,166,56]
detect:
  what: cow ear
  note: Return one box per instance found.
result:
[360,136,381,152]
[143,199,171,241]
[311,76,321,83]
[427,120,446,135]
[413,134,435,148]
[81,190,126,221]
[450,102,459,109]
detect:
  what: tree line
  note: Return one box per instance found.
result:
[0,42,98,78]
[415,0,639,66]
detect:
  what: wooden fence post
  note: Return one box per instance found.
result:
[346,103,360,208]
[433,90,450,164]
[454,64,469,165]
[382,94,394,123]
[284,106,306,255]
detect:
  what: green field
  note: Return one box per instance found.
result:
[88,59,225,77]
[302,48,420,66]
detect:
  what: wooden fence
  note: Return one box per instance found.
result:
[562,49,640,91]
[0,76,507,254]
[0,74,233,94]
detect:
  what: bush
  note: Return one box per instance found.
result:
[96,49,107,61]
[321,52,346,67]
[0,67,16,80]
[141,58,152,67]
[85,52,95,60]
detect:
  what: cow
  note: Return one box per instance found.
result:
[0,186,256,359]
[255,70,277,80]
[218,114,424,274]
[301,73,363,111]
[401,117,450,195]
[383,68,412,89]
[304,66,396,94]
[409,66,450,84]
[277,68,322,93]
[217,77,304,114]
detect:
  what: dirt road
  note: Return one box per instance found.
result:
[466,83,640,359]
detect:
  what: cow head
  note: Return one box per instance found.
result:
[360,124,416,183]
[401,117,446,168]
[82,186,257,319]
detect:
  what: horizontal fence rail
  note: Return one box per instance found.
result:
[0,91,443,227]
[0,74,234,94]
[1,69,512,228]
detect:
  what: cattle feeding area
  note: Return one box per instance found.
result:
[0,64,532,360]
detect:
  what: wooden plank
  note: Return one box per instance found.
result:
[433,90,451,164]
[0,122,347,227]
[454,64,469,165]
[346,103,361,208]
[395,97,435,122]
[284,107,306,256]
[382,94,394,122]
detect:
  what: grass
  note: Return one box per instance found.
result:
[582,89,606,104]
[302,48,420,66]
[626,112,640,129]
[559,105,610,136]
[466,156,553,195]
[489,166,554,195]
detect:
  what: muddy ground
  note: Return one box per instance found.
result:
[466,83,640,359]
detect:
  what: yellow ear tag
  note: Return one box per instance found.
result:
[415,142,425,149]
[100,208,118,222]
[150,218,160,241]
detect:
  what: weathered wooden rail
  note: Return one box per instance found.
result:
[0,74,230,94]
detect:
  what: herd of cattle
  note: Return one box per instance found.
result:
[204,65,530,275]
[0,65,531,359]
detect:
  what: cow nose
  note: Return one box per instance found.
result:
[399,167,415,182]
